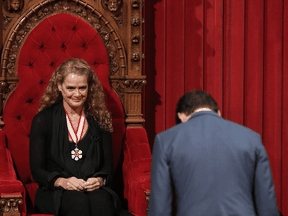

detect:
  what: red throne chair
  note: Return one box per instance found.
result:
[0,1,151,216]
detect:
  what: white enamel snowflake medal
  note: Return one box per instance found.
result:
[71,147,82,161]
[65,107,86,162]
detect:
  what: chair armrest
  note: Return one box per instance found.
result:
[123,127,151,216]
[0,130,27,216]
[0,130,17,180]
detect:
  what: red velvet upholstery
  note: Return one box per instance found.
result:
[123,128,151,216]
[0,130,27,214]
[0,13,150,216]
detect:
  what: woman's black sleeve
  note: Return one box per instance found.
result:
[92,129,114,186]
[30,112,62,189]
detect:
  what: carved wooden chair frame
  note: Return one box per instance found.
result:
[1,0,147,215]
[1,0,145,127]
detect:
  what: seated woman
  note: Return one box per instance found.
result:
[30,58,120,216]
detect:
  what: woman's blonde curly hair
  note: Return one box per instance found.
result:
[38,58,113,132]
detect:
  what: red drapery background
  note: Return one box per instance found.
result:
[144,0,288,214]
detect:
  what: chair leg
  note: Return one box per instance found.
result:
[0,194,22,216]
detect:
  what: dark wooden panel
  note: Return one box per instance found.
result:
[0,0,2,51]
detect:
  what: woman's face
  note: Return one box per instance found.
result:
[58,73,88,110]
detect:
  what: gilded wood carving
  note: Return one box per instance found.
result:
[5,0,24,13]
[101,0,122,12]
[0,194,23,216]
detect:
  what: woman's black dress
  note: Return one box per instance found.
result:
[30,101,120,216]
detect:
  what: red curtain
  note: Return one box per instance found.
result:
[144,0,288,214]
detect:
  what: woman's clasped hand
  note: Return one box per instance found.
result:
[54,177,104,191]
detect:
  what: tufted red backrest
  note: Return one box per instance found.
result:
[2,13,125,204]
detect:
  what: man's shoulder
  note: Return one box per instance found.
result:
[225,119,260,137]
[159,122,183,134]
[156,122,187,144]
[192,112,262,142]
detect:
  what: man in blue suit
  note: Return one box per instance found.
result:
[148,90,279,216]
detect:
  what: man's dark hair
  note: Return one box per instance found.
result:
[175,90,219,124]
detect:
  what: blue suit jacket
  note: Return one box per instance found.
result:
[149,111,279,216]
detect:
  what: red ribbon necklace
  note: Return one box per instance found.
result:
[64,107,86,161]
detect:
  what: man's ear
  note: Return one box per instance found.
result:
[177,112,191,123]
[217,110,221,117]
[177,112,183,121]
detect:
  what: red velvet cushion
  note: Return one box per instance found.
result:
[3,13,125,206]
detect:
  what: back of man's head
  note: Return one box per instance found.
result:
[175,90,219,124]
